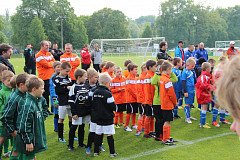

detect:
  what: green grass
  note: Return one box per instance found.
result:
[8,55,240,160]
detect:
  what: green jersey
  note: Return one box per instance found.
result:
[0,84,12,126]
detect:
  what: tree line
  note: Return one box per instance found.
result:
[0,0,239,50]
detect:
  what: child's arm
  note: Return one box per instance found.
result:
[42,98,49,119]
[181,71,188,97]
[165,82,177,106]
[151,74,160,86]
[49,76,58,106]
[106,93,116,111]
[68,86,78,117]
[170,72,178,82]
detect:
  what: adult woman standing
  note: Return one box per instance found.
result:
[80,44,91,71]
[91,43,102,72]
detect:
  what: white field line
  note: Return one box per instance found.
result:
[119,132,234,160]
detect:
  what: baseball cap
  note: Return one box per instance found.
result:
[230,41,235,45]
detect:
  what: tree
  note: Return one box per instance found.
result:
[0,17,7,43]
[27,17,48,50]
[128,19,140,38]
[135,15,156,26]
[141,23,153,38]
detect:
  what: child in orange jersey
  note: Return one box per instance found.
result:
[110,66,126,128]
[60,43,80,82]
[135,63,147,136]
[100,61,107,73]
[104,62,115,78]
[124,63,138,132]
[143,60,157,138]
[160,61,177,145]
[123,60,132,78]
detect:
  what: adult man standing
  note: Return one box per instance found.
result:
[184,44,194,62]
[60,43,80,82]
[36,40,55,113]
[0,43,15,73]
[51,43,63,61]
[175,41,185,61]
[194,42,208,66]
[24,44,36,74]
[226,41,239,60]
[156,41,172,60]
[91,43,102,72]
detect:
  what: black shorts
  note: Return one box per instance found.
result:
[152,105,161,117]
[162,110,173,122]
[116,104,127,112]
[126,103,139,114]
[145,104,154,117]
[138,103,146,115]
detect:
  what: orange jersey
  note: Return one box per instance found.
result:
[36,50,55,80]
[108,71,115,78]
[102,67,107,73]
[136,72,147,103]
[60,53,80,80]
[144,71,155,105]
[123,69,130,78]
[160,74,177,110]
[125,73,138,103]
[110,76,126,104]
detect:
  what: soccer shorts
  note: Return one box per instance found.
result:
[138,103,146,115]
[184,92,195,105]
[162,110,174,122]
[145,104,154,117]
[116,104,127,112]
[59,105,72,119]
[95,124,115,135]
[175,91,183,100]
[126,103,139,114]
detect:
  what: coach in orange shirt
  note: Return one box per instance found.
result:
[60,43,80,82]
[36,40,55,112]
[227,41,240,60]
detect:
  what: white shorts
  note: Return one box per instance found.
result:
[59,105,72,119]
[89,122,97,133]
[95,124,115,135]
[82,115,91,124]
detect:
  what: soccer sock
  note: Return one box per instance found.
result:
[87,132,95,148]
[200,110,207,125]
[211,101,215,110]
[212,108,218,122]
[54,114,59,131]
[142,115,146,129]
[150,117,154,132]
[163,126,170,142]
[114,112,119,125]
[119,112,124,124]
[68,121,72,129]
[100,134,104,146]
[107,136,115,154]
[219,109,225,122]
[174,106,178,116]
[144,117,150,135]
[58,123,64,139]
[184,106,190,119]
[94,134,101,154]
[124,113,131,127]
[78,124,85,146]
[4,139,9,153]
[188,106,191,118]
[137,116,143,132]
[178,98,183,106]
[131,113,136,126]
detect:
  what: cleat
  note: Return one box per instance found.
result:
[170,137,178,142]
[174,115,181,119]
[212,121,220,127]
[94,153,99,157]
[220,120,231,124]
[110,153,118,158]
[99,145,105,152]
[132,125,138,129]
[143,134,151,138]
[162,140,175,145]
[185,119,192,124]
[68,146,74,151]
[124,126,132,132]
[190,117,197,121]
[200,124,211,129]
[86,147,91,155]
[58,138,66,143]
[135,131,142,136]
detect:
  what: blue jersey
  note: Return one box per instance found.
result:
[184,50,194,62]
[181,69,195,93]
[194,49,208,65]
[172,68,182,92]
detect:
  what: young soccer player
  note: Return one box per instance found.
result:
[16,76,48,160]
[53,62,72,142]
[68,69,90,150]
[160,61,177,145]
[123,60,132,78]
[49,61,61,132]
[2,73,29,160]
[104,61,115,78]
[182,58,197,123]
[0,64,8,89]
[196,62,212,128]
[0,70,14,159]
[124,63,138,132]
[172,57,183,118]
[110,66,126,128]
[135,63,147,136]
[143,60,157,138]
[100,61,107,73]
[93,73,117,157]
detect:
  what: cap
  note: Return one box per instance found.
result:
[230,41,235,45]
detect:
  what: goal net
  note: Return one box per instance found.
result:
[89,37,165,58]
[215,40,240,48]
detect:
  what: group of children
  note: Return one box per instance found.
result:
[0,63,48,160]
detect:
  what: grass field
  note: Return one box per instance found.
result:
[7,54,240,160]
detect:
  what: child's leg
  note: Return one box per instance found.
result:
[137,114,143,132]
[131,113,136,126]
[87,132,95,148]
[173,105,178,117]
[178,97,183,107]
[200,104,208,125]
[107,135,115,154]
[219,109,226,122]
[163,121,171,142]
[94,134,102,154]
[58,106,66,139]
[184,104,191,120]
[78,124,85,146]
[68,125,78,148]
[114,112,119,125]
[212,107,219,123]
[124,104,131,128]
[119,112,124,124]
[149,116,154,133]
[144,116,150,135]
[54,114,59,132]
[3,139,9,155]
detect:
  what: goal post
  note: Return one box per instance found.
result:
[215,40,240,48]
[89,37,165,58]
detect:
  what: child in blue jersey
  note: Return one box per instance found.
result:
[172,57,183,118]
[49,61,61,132]
[182,58,197,124]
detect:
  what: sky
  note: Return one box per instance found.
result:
[1,0,240,19]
